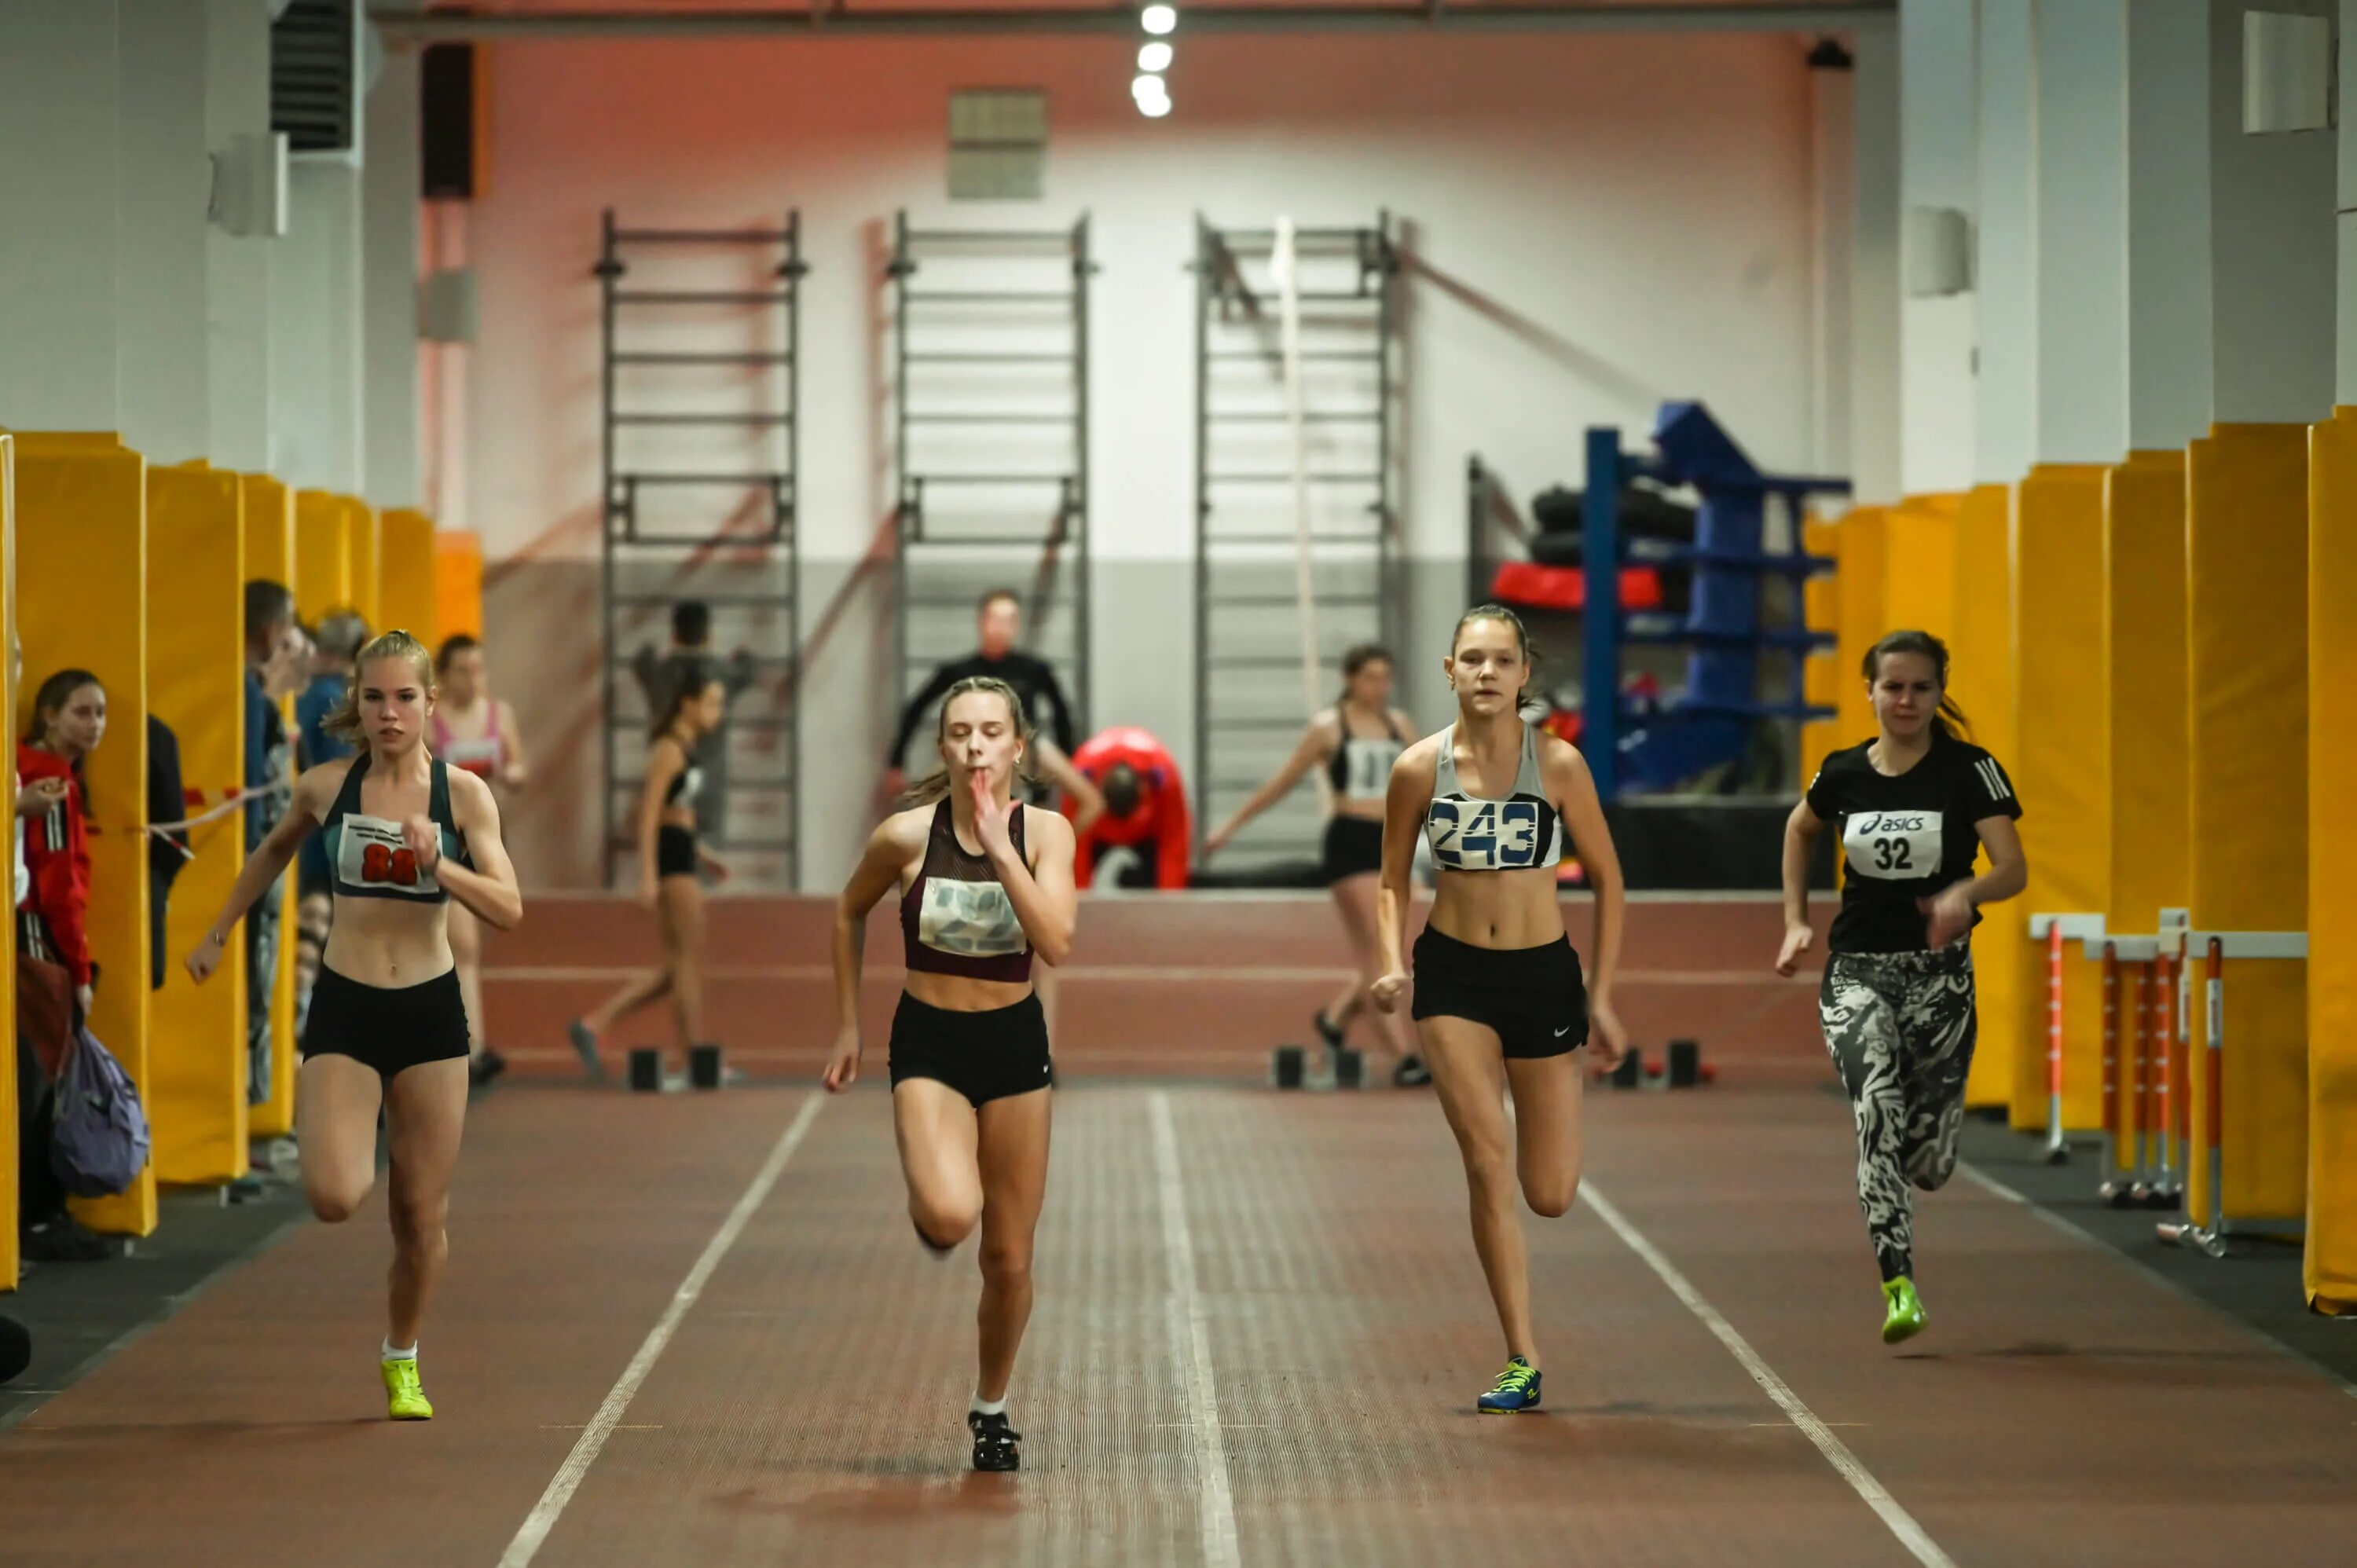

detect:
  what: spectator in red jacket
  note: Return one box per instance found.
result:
[19,669,106,1020]
[1064,727,1190,890]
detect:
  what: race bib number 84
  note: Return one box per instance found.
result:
[1843,810,1943,881]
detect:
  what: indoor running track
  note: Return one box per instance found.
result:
[3,1079,2354,1567]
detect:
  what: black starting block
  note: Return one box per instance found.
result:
[628,1048,662,1093]
[689,1044,724,1090]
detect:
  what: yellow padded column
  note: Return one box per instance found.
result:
[2185,424,2308,1229]
[2306,408,2357,1310]
[1951,483,2019,1109]
[295,489,351,625]
[241,475,300,1142]
[145,463,249,1185]
[0,435,18,1288]
[16,434,154,1237]
[378,508,438,647]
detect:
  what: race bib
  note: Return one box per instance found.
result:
[1843,809,1943,881]
[918,877,1026,957]
[336,813,442,897]
[1340,737,1401,798]
[1427,797,1545,871]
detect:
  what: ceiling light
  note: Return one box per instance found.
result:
[1141,5,1178,36]
[1138,93,1173,119]
[1138,42,1173,72]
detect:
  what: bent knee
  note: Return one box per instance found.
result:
[1521,1174,1579,1219]
[912,1196,981,1249]
[306,1184,368,1225]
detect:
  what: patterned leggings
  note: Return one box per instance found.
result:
[1819,947,1978,1283]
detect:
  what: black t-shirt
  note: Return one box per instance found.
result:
[887,650,1078,768]
[1805,729,2023,954]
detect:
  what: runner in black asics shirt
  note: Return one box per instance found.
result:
[1776,629,2026,1347]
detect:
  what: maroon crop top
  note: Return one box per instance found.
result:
[900,798,1033,983]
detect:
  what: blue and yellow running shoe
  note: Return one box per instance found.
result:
[382,1355,434,1421]
[1477,1356,1541,1413]
[1881,1277,1926,1345]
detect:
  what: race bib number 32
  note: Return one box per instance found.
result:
[1843,810,1943,881]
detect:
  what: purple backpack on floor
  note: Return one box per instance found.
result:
[51,1024,150,1199]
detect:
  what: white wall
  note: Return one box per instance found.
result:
[464,31,1822,886]
[1898,0,1977,496]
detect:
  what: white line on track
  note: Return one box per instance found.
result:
[1149,1090,1241,1568]
[1578,1181,1957,1568]
[497,1093,826,1568]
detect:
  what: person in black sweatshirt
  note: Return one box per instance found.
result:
[1777,629,2028,1348]
[885,588,1102,831]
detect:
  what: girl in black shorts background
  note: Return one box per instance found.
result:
[1371,605,1628,1413]
[1202,643,1429,1086]
[827,676,1078,1474]
[568,668,730,1080]
[1777,629,2026,1345]
[189,630,522,1420]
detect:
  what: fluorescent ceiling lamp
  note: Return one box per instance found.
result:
[1141,5,1177,37]
[1138,42,1173,72]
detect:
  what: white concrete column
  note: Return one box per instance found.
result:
[1898,0,1977,495]
[2209,0,2336,423]
[272,161,368,493]
[206,0,275,474]
[2031,0,2128,465]
[2126,0,2215,451]
[1849,27,1901,503]
[0,2,122,431]
[117,0,214,466]
[363,39,422,508]
[1974,0,2037,485]
[1809,43,1854,481]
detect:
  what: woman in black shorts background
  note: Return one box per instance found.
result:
[826,676,1077,1474]
[568,668,730,1080]
[1202,643,1428,1086]
[1777,628,2026,1345]
[189,630,523,1420]
[1371,605,1628,1413]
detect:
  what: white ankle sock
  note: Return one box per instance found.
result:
[970,1393,1006,1417]
[382,1339,417,1362]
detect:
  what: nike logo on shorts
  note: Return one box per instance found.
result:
[1553,1025,1571,1038]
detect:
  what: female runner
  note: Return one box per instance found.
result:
[190,630,522,1420]
[567,668,730,1079]
[1777,628,2025,1343]
[1204,643,1428,1086]
[430,634,530,1085]
[1372,605,1627,1412]
[826,676,1076,1473]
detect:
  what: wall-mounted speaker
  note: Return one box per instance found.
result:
[1904,206,1971,298]
[211,130,290,239]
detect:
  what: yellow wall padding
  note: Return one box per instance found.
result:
[378,508,439,648]
[16,434,155,1236]
[2009,466,2112,1132]
[2187,424,2309,1227]
[2307,408,2357,1310]
[146,464,249,1185]
[2102,450,2190,1171]
[1950,482,2020,1109]
[1880,493,1961,643]
[343,497,380,628]
[1,435,18,1288]
[295,489,351,625]
[240,475,299,1141]
[434,529,484,641]
[1832,507,1888,742]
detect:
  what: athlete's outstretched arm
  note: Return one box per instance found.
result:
[433,770,524,932]
[826,817,914,1090]
[1549,739,1626,1066]
[1203,716,1332,856]
[1369,742,1432,1012]
[185,764,337,985]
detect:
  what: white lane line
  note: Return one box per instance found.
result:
[1149,1090,1241,1568]
[1580,1181,1957,1568]
[497,1094,826,1568]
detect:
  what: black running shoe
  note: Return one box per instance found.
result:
[1312,1009,1346,1053]
[469,1049,508,1087]
[968,1409,1021,1472]
[1392,1053,1433,1088]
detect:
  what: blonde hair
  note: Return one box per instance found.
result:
[323,629,437,745]
[895,676,1036,809]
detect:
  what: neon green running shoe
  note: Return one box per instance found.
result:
[1477,1355,1542,1412]
[382,1355,434,1421]
[1881,1277,1926,1345]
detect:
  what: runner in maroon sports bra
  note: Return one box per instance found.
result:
[825,675,1077,1475]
